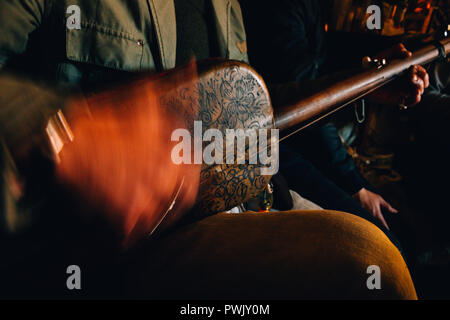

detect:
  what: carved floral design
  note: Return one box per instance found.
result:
[161,62,274,216]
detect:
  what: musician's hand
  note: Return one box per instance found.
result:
[353,188,398,231]
[0,73,63,165]
[56,75,201,246]
[375,43,413,60]
[368,43,430,107]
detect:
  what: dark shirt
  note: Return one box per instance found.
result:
[242,0,368,195]
[242,0,327,83]
[175,0,219,66]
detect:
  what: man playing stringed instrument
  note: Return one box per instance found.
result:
[0,0,429,299]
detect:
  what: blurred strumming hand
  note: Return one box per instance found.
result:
[56,74,200,245]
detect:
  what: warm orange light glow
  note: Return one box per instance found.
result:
[56,63,201,246]
[414,0,431,12]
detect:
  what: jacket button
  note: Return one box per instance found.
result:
[137,40,144,47]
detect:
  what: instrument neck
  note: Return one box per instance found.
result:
[275,38,450,132]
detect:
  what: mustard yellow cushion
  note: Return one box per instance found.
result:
[124,210,417,300]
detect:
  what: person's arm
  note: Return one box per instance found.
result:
[0,73,62,155]
[0,0,57,153]
[301,123,399,230]
[0,72,64,236]
[420,61,450,111]
[0,0,51,69]
[422,88,450,106]
[0,0,58,235]
[309,122,368,195]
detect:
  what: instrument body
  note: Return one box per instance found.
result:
[159,60,275,218]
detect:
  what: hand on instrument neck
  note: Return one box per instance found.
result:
[367,43,430,107]
[55,78,201,247]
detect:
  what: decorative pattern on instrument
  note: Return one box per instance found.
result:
[198,67,268,130]
[160,62,274,217]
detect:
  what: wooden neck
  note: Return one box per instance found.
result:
[275,38,450,132]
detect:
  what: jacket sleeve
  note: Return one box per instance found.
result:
[0,0,51,68]
[0,1,59,236]
[0,0,60,148]
[0,72,64,236]
[307,122,369,196]
[420,61,450,113]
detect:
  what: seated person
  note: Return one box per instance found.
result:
[241,0,429,252]
[0,0,419,299]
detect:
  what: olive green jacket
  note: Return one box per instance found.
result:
[0,0,248,86]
